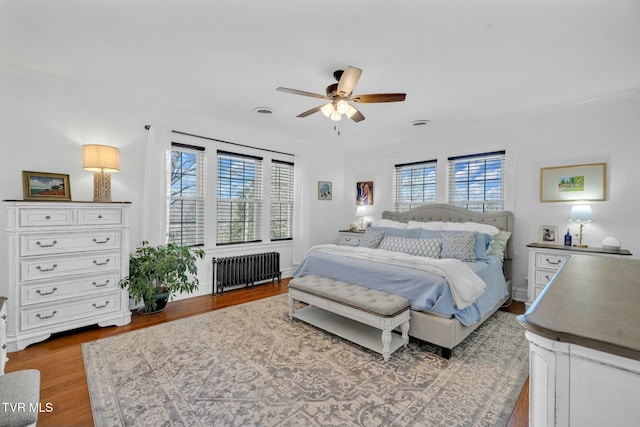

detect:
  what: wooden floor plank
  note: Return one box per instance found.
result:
[5,280,528,426]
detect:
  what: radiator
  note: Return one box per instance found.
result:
[212,252,282,294]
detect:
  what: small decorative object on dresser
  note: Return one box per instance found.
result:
[538,225,558,243]
[526,242,632,307]
[2,201,132,351]
[22,171,71,201]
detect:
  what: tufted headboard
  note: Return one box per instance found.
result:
[381,204,515,280]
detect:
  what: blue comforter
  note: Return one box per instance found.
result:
[292,246,508,326]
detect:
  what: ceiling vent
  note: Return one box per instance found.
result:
[254,107,274,116]
[411,120,430,127]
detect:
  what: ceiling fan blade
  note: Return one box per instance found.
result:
[336,66,363,97]
[351,93,406,103]
[296,105,324,118]
[276,87,329,100]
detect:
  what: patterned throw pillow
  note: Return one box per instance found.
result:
[357,229,385,248]
[441,231,477,262]
[379,236,441,258]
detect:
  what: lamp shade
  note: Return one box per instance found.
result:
[356,205,366,217]
[83,144,120,172]
[569,205,594,222]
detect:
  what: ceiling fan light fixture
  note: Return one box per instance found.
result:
[345,104,358,119]
[321,102,335,118]
[329,110,342,121]
[335,99,349,115]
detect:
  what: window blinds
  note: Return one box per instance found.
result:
[393,160,437,212]
[270,160,294,240]
[447,150,506,212]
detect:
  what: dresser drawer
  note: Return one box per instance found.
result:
[19,208,74,227]
[339,234,362,246]
[535,253,569,270]
[21,272,121,305]
[20,293,122,330]
[20,230,121,256]
[77,208,123,225]
[20,251,121,282]
[535,269,558,286]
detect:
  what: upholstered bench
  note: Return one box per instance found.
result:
[288,275,410,361]
[0,369,41,427]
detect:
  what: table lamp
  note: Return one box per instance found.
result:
[569,205,593,248]
[83,144,120,202]
[356,205,367,231]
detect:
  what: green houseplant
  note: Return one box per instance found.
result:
[120,241,205,313]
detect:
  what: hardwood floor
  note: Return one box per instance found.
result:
[5,280,529,426]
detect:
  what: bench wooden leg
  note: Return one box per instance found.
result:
[381,329,392,362]
[401,320,410,347]
[288,296,295,320]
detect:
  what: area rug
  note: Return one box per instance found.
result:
[82,294,528,427]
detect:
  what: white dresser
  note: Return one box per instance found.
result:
[2,201,132,351]
[526,242,632,306]
[338,230,364,247]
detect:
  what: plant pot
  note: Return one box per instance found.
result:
[139,292,170,314]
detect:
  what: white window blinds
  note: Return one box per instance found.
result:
[393,160,437,212]
[447,150,506,212]
[168,144,205,246]
[270,160,294,240]
[216,151,263,245]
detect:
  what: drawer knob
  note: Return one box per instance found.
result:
[92,301,110,309]
[45,215,51,220]
[1,344,5,350]
[36,264,58,272]
[36,287,58,296]
[93,237,110,244]
[92,259,110,266]
[36,240,58,248]
[98,214,103,219]
[36,311,57,320]
[545,258,563,265]
[92,280,110,288]
[1,314,6,320]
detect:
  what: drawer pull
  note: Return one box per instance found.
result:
[45,215,51,220]
[345,237,351,241]
[36,311,57,320]
[36,240,58,248]
[2,344,6,350]
[36,264,58,272]
[1,314,6,320]
[92,280,110,288]
[545,258,563,265]
[92,259,110,266]
[98,215,103,219]
[93,237,110,244]
[36,287,58,296]
[92,301,110,309]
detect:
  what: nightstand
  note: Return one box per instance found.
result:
[526,242,632,307]
[338,230,365,246]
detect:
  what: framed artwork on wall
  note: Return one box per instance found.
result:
[318,181,332,200]
[538,225,558,244]
[540,163,606,202]
[22,170,72,201]
[356,181,373,205]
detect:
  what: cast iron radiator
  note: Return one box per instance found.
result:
[212,252,282,294]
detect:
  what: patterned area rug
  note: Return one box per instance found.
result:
[83,294,528,427]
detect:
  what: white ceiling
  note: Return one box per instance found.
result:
[2,0,640,150]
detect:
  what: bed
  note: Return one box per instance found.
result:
[293,204,514,358]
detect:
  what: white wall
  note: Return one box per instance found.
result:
[0,68,345,299]
[341,91,640,293]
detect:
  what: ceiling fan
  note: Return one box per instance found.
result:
[276,66,406,123]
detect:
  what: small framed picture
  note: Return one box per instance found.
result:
[538,225,558,244]
[356,181,373,205]
[22,171,72,201]
[318,181,332,200]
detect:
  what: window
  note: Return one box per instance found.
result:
[270,160,294,240]
[216,151,263,245]
[393,160,437,212]
[168,144,205,246]
[447,150,506,212]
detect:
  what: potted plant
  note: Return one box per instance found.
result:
[120,241,205,314]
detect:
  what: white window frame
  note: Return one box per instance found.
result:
[393,159,437,212]
[447,150,506,213]
[270,160,294,241]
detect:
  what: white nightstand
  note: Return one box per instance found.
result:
[338,230,365,247]
[526,242,632,307]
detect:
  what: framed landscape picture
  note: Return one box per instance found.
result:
[540,163,606,202]
[22,171,72,201]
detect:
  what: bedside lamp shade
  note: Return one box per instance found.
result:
[356,205,367,231]
[83,144,120,202]
[569,205,593,248]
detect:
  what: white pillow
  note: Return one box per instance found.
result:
[443,221,500,236]
[373,219,408,229]
[407,220,445,231]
